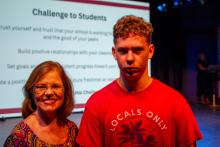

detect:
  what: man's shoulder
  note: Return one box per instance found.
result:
[152,79,191,110]
[152,78,183,97]
[93,80,117,96]
[85,80,117,106]
[152,79,175,91]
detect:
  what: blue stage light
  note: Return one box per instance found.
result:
[173,0,183,8]
[157,3,167,12]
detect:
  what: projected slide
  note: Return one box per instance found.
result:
[0,0,150,117]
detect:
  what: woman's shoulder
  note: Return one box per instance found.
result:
[65,119,79,146]
[3,121,31,146]
[66,119,77,126]
[66,119,78,134]
[11,120,32,136]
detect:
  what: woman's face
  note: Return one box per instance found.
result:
[32,70,64,115]
[199,53,206,60]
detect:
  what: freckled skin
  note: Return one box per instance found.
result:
[33,70,64,115]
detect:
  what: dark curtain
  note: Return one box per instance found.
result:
[150,1,186,92]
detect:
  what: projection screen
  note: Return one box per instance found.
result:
[0,0,150,118]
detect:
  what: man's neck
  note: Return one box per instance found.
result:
[117,76,152,93]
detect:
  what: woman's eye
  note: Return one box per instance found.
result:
[36,85,46,89]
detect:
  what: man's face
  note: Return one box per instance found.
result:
[112,35,154,81]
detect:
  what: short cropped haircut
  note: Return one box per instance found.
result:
[113,15,153,44]
[22,61,74,125]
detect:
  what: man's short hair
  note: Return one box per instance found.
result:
[113,15,153,44]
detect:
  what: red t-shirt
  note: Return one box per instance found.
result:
[77,79,202,147]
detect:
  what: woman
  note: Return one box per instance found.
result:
[4,61,79,146]
[197,52,211,104]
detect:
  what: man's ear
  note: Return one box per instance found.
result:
[112,47,117,60]
[148,44,154,59]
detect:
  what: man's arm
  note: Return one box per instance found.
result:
[190,142,197,147]
[76,108,103,146]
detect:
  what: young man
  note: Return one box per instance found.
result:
[77,15,202,147]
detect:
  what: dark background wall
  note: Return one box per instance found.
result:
[137,0,220,102]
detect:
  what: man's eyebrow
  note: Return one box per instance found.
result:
[117,47,128,50]
[131,47,144,49]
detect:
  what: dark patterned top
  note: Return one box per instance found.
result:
[4,119,79,147]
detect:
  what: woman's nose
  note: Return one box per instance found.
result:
[44,87,54,96]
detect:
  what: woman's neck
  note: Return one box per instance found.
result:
[35,110,57,126]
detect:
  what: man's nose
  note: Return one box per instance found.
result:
[126,51,134,65]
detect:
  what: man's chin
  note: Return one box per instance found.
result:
[124,73,141,81]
